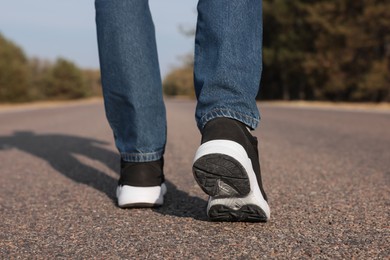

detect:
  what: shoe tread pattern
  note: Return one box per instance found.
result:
[193,154,250,197]
[208,204,267,222]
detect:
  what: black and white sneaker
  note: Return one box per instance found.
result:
[116,158,167,208]
[192,118,270,222]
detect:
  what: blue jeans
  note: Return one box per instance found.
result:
[95,0,263,162]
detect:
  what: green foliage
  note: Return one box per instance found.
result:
[27,58,52,100]
[0,32,101,103]
[163,67,195,97]
[261,0,390,102]
[356,59,390,101]
[163,60,195,98]
[0,33,30,102]
[165,1,389,102]
[83,69,103,97]
[41,58,90,100]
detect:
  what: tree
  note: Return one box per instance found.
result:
[27,57,52,100]
[261,0,390,102]
[0,33,101,103]
[41,58,90,100]
[302,0,390,101]
[163,55,195,97]
[0,33,30,102]
[163,66,195,97]
[261,0,316,100]
[83,69,102,97]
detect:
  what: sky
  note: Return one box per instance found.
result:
[0,0,198,77]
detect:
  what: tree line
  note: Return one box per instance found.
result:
[1,0,389,103]
[0,33,101,103]
[164,0,390,102]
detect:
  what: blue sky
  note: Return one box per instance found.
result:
[0,0,198,77]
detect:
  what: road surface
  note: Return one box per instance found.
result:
[0,99,389,258]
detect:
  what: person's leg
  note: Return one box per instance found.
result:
[193,0,270,222]
[95,0,166,163]
[95,0,166,207]
[194,1,263,130]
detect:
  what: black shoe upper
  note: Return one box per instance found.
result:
[119,158,165,187]
[201,117,268,201]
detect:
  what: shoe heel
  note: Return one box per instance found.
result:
[193,153,250,198]
[208,204,268,222]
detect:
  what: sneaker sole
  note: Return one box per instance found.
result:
[116,183,167,208]
[193,140,270,222]
[208,204,268,222]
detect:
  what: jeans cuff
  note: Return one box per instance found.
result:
[197,108,260,131]
[120,149,164,163]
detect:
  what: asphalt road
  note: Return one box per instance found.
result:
[0,99,389,258]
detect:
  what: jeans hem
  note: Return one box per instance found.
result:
[197,108,260,131]
[120,149,164,163]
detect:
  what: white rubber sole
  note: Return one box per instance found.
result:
[116,183,167,208]
[193,140,271,220]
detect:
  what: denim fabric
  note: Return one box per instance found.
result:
[194,0,263,130]
[95,0,263,162]
[95,0,166,162]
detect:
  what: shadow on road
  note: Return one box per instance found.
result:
[0,131,119,199]
[153,181,208,221]
[0,131,207,220]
